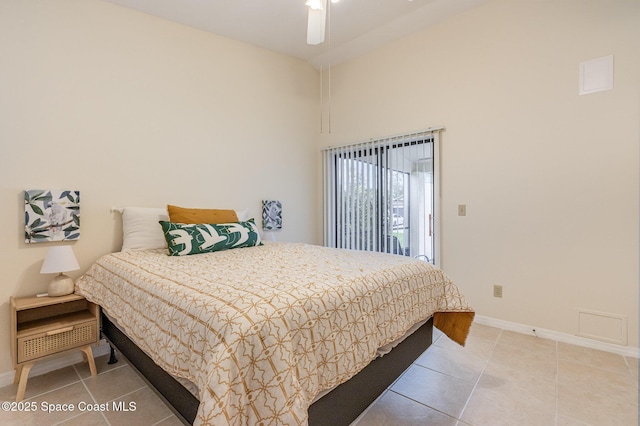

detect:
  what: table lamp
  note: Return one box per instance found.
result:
[40,246,80,297]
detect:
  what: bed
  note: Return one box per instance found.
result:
[75,214,473,425]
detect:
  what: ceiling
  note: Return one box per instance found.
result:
[101,0,486,69]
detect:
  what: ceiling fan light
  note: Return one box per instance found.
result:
[305,0,324,11]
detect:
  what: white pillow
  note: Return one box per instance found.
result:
[121,207,169,251]
[235,208,249,222]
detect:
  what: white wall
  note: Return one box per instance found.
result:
[0,0,319,373]
[320,0,640,348]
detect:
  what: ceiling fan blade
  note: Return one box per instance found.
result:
[307,0,327,45]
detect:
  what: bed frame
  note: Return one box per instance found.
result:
[101,312,433,426]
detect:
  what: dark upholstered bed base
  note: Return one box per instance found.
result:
[101,312,433,425]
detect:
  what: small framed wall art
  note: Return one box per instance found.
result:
[24,189,80,243]
[262,200,282,230]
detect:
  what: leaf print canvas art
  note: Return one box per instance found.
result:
[25,189,80,243]
[262,200,282,230]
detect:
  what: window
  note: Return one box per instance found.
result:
[323,129,441,265]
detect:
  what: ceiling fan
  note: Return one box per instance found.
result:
[306,0,340,45]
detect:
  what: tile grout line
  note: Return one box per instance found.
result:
[49,364,87,426]
[399,329,505,422]
[61,359,145,425]
[75,363,112,426]
[17,364,85,403]
[455,328,504,422]
[21,379,82,403]
[152,414,177,425]
[106,385,148,402]
[8,358,133,425]
[385,388,460,423]
[353,332,446,425]
[353,331,451,425]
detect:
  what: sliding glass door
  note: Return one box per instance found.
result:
[323,130,441,265]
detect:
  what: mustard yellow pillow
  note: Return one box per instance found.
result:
[167,205,239,224]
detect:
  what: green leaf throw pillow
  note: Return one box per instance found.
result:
[159,219,262,256]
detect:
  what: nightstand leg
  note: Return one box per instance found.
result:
[15,363,33,402]
[13,365,22,384]
[81,346,97,377]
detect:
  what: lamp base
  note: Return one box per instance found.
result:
[48,273,75,297]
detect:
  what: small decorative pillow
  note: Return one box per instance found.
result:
[159,219,262,256]
[167,205,238,224]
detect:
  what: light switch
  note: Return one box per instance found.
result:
[458,204,466,216]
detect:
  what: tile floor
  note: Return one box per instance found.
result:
[0,323,637,425]
[0,354,184,426]
[353,324,639,426]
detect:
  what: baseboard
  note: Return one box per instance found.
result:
[0,340,111,389]
[474,315,639,359]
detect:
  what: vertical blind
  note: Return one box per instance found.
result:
[322,128,442,264]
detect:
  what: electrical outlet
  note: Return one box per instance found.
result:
[458,204,467,216]
[493,285,503,298]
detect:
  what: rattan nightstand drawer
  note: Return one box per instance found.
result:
[17,319,97,363]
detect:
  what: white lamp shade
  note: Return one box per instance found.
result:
[40,246,80,274]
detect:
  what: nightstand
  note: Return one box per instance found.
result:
[10,294,100,401]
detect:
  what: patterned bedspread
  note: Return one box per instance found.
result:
[75,242,473,425]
